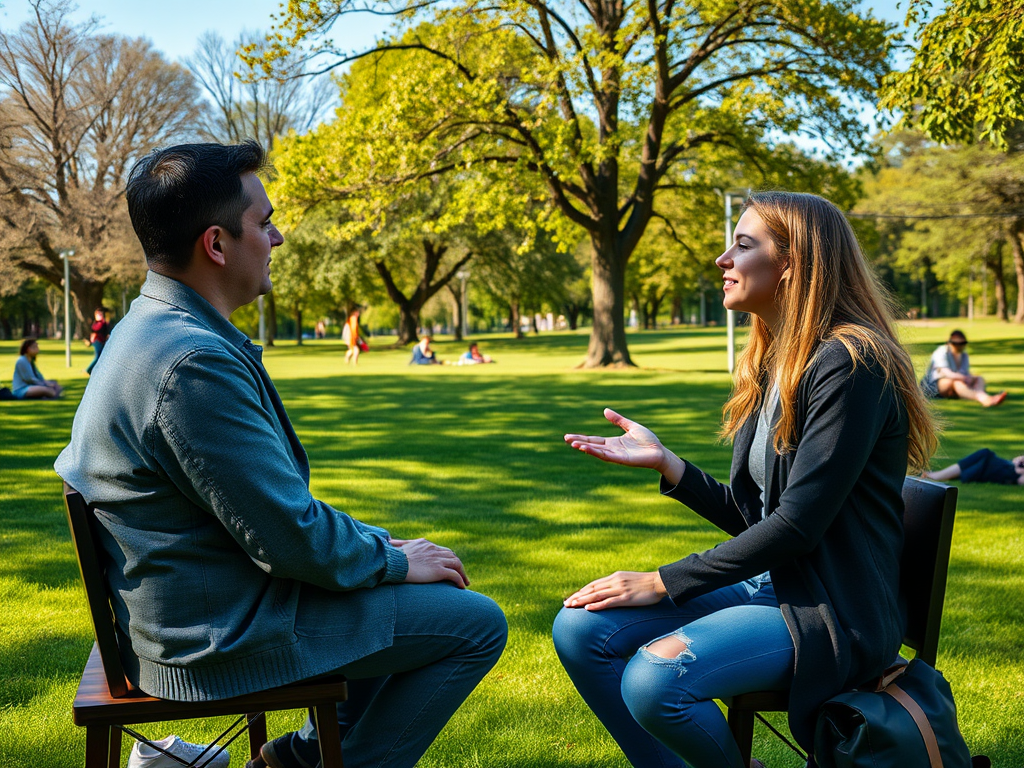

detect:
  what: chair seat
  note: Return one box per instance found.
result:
[721,690,788,712]
[73,645,348,727]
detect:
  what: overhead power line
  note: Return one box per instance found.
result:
[847,211,1023,220]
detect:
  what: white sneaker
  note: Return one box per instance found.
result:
[127,735,230,768]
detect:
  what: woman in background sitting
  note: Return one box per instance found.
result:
[12,338,63,399]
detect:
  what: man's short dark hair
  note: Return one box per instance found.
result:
[125,141,266,271]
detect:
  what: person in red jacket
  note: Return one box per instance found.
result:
[85,306,111,375]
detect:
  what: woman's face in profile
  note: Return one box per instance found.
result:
[715,209,788,326]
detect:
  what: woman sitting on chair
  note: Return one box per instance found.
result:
[554,192,937,768]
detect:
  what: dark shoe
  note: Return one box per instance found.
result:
[751,761,767,768]
[247,733,320,768]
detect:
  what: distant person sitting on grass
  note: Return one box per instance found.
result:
[921,330,1007,407]
[925,448,1024,486]
[12,338,63,399]
[410,336,443,365]
[459,343,494,365]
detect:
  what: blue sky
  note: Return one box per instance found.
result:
[1,0,910,64]
[0,0,391,62]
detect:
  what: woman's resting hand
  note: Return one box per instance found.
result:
[564,408,685,484]
[563,570,668,611]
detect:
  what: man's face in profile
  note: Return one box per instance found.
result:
[225,173,283,301]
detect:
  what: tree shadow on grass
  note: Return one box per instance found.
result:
[0,633,92,710]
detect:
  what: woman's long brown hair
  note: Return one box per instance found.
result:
[721,191,937,473]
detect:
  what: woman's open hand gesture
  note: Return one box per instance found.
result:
[564,409,684,483]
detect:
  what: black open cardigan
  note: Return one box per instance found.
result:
[657,339,909,749]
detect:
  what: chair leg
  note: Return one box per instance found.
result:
[247,712,268,762]
[728,708,755,766]
[107,727,121,768]
[313,702,344,768]
[84,726,111,768]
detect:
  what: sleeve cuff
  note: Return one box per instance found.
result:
[381,543,409,584]
[658,560,695,604]
[659,474,681,496]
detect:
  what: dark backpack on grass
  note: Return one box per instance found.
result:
[0,386,15,401]
[815,659,984,768]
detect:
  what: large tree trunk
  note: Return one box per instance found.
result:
[295,307,303,344]
[646,294,662,329]
[396,305,420,345]
[584,239,632,367]
[70,277,108,339]
[510,300,523,339]
[373,241,473,346]
[446,282,464,341]
[985,241,1008,320]
[563,302,580,331]
[1008,223,1024,323]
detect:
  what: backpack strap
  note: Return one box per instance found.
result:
[884,682,943,768]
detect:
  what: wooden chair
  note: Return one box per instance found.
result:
[721,476,959,764]
[63,483,349,768]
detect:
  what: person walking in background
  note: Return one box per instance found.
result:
[921,330,1007,407]
[554,192,937,768]
[85,306,111,375]
[11,338,63,399]
[925,448,1024,486]
[343,308,364,365]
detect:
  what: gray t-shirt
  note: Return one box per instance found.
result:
[747,383,779,587]
[748,382,779,519]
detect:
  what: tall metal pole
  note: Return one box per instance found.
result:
[61,250,74,367]
[457,270,470,339]
[725,196,736,374]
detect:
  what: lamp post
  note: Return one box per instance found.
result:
[714,190,747,374]
[456,269,470,338]
[60,249,75,367]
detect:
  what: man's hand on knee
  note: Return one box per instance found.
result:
[390,538,470,588]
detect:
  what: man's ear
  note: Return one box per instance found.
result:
[198,225,228,268]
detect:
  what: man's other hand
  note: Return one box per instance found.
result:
[390,538,470,589]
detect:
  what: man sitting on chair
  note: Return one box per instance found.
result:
[55,141,506,768]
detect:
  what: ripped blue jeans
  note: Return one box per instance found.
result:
[552,576,793,768]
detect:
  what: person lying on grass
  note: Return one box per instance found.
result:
[556,191,937,768]
[925,449,1024,486]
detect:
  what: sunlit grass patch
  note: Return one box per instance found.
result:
[1,321,1021,766]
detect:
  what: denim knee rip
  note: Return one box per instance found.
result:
[638,629,695,676]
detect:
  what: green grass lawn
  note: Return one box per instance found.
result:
[1,319,1021,767]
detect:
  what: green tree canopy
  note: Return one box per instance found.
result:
[881,0,1024,151]
[254,0,895,366]
[271,44,565,344]
[854,132,1024,321]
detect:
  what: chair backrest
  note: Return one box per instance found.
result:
[899,476,958,666]
[63,482,130,697]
